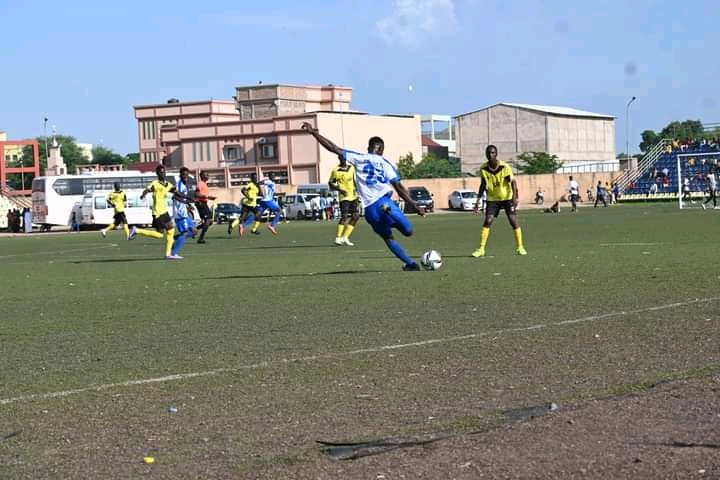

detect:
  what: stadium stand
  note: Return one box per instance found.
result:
[619,138,720,200]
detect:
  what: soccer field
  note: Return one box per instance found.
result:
[1,203,719,478]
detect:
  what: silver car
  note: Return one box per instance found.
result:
[448,190,478,210]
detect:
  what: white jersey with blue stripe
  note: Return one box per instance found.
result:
[341,149,399,207]
[260,178,276,202]
[174,180,189,219]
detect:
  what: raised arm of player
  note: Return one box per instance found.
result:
[301,122,343,156]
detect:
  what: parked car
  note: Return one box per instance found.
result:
[448,189,478,210]
[404,186,434,213]
[213,203,243,224]
[283,194,318,220]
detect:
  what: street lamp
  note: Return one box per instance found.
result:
[43,117,49,165]
[625,96,636,164]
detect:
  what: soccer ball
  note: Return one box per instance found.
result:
[420,249,442,270]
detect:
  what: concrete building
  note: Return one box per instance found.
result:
[455,103,616,174]
[420,114,456,157]
[133,84,421,189]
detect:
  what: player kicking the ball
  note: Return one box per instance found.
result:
[302,121,425,271]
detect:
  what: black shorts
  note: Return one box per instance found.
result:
[241,204,259,216]
[113,212,128,226]
[339,199,359,216]
[486,200,516,218]
[152,212,173,230]
[569,194,579,203]
[195,202,211,220]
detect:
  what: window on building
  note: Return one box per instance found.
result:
[223,144,244,161]
[421,120,433,137]
[141,121,156,140]
[264,170,289,184]
[261,143,277,159]
[433,120,451,140]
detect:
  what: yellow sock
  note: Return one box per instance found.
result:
[134,228,164,239]
[105,223,114,232]
[122,224,130,237]
[230,218,239,229]
[251,220,261,232]
[513,227,524,249]
[336,224,345,238]
[342,224,355,239]
[479,226,490,249]
[165,228,175,257]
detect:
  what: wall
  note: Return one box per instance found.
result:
[456,105,547,174]
[315,112,422,182]
[547,117,615,162]
[207,172,621,207]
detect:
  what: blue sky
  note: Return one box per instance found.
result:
[2,0,718,156]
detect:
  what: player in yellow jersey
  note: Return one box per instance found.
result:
[100,182,130,239]
[329,155,360,246]
[128,165,191,259]
[228,173,261,237]
[472,145,527,257]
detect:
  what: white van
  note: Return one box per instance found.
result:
[80,190,161,227]
[282,193,318,220]
[297,183,336,198]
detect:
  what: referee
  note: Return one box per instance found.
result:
[195,171,216,243]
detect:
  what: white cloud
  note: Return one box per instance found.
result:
[376,0,457,49]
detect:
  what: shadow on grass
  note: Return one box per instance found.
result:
[205,269,388,280]
[70,258,167,264]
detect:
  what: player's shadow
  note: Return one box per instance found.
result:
[70,258,167,264]
[214,240,337,250]
[205,269,386,280]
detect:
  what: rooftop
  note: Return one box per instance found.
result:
[457,102,615,120]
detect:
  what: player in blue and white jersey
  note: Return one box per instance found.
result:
[251,172,281,235]
[301,122,425,271]
[169,167,197,259]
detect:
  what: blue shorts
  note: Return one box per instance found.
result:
[259,199,279,211]
[364,194,412,238]
[174,217,195,235]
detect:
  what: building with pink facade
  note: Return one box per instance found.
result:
[133,84,422,190]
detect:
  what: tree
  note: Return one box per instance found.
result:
[658,120,703,141]
[639,130,659,153]
[397,152,416,179]
[20,135,89,174]
[92,145,127,165]
[515,152,563,174]
[413,153,462,178]
[125,153,139,163]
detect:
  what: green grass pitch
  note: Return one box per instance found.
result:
[1,203,719,478]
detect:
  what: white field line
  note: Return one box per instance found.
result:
[1,296,718,406]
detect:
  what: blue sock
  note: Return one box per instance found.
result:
[386,239,415,265]
[242,214,256,228]
[271,210,280,227]
[171,234,186,256]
